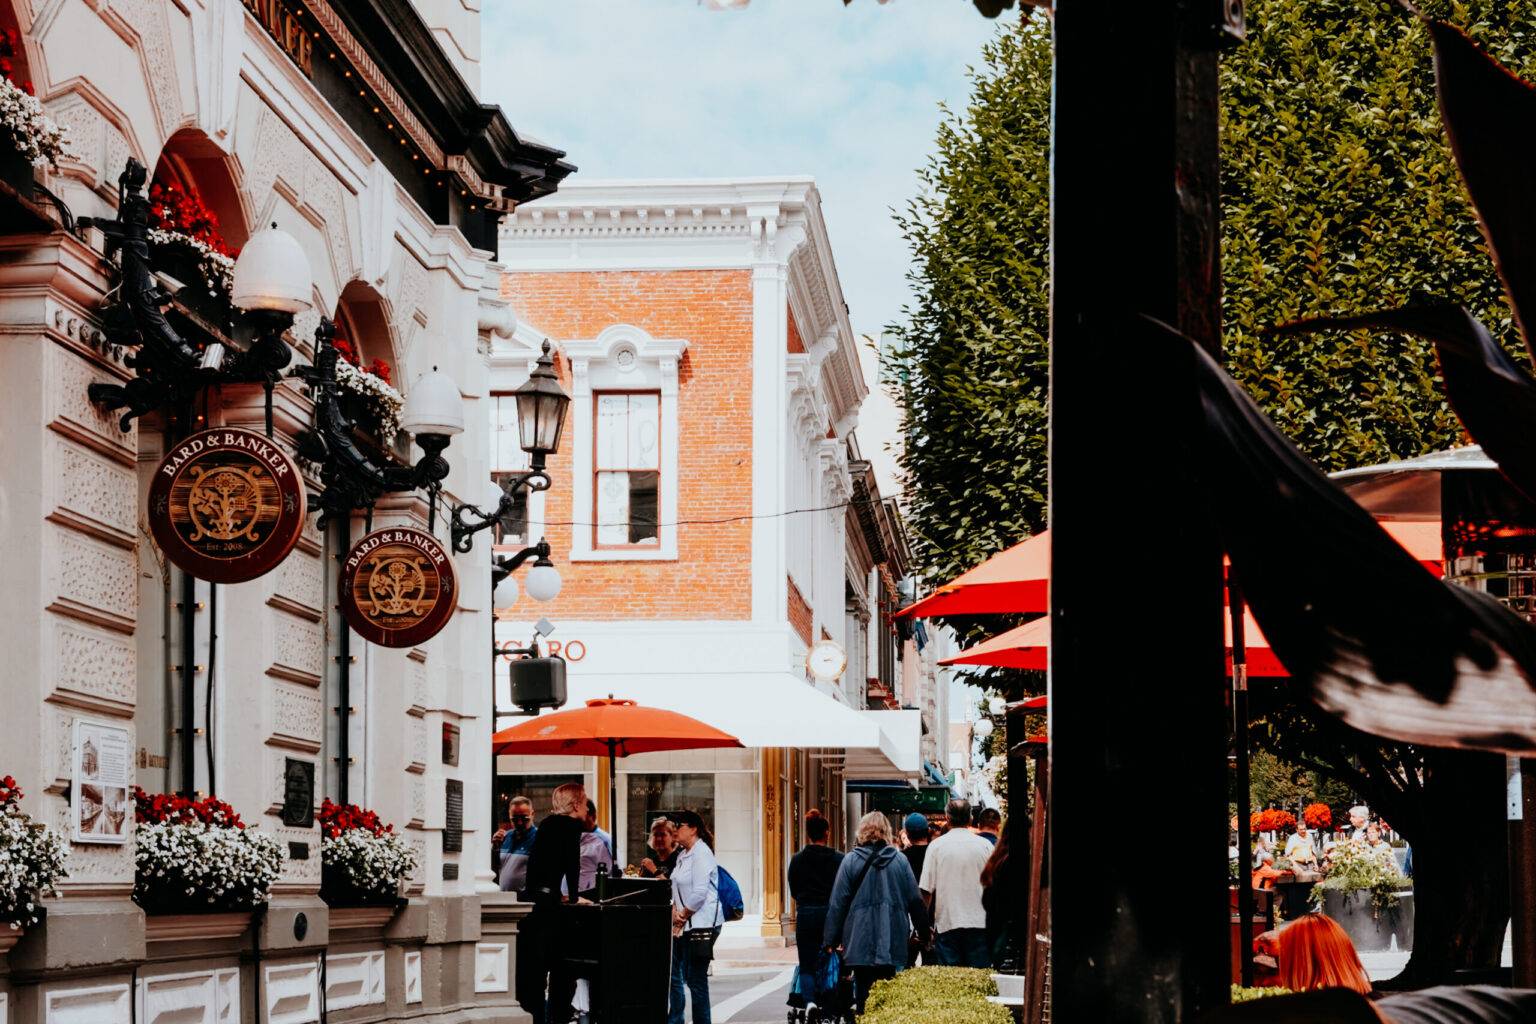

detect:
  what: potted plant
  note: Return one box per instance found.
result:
[132,788,283,926]
[318,798,416,909]
[0,774,67,951]
[1310,838,1412,951]
[0,29,72,195]
[330,335,402,444]
[144,176,237,322]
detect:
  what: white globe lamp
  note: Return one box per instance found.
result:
[231,224,313,314]
[973,718,995,740]
[493,571,519,611]
[525,559,563,603]
[400,366,465,439]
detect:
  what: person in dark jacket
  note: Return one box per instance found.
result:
[900,813,932,967]
[823,812,930,1014]
[786,810,843,1009]
[980,821,1019,969]
[515,782,586,1024]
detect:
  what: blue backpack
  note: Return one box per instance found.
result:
[716,865,745,921]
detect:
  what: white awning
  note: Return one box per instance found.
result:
[532,671,917,777]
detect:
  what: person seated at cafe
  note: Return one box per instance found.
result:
[641,817,680,879]
[1278,913,1372,997]
[563,799,614,898]
[1285,823,1320,876]
[1252,836,1286,889]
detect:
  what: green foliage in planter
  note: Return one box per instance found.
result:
[1311,840,1412,914]
[862,967,1009,1024]
[1232,985,1293,1004]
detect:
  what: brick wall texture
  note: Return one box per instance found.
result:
[500,270,755,620]
[787,305,805,354]
[788,575,813,646]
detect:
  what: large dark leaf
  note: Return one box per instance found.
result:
[1419,14,1536,360]
[1273,306,1536,504]
[1146,315,1536,752]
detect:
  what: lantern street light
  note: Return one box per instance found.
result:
[450,340,571,552]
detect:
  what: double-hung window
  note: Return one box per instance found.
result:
[594,392,661,547]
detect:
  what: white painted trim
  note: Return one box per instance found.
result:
[474,942,510,993]
[44,983,130,1024]
[403,949,423,1004]
[264,960,320,1024]
[324,950,386,1010]
[564,325,687,563]
[135,967,239,1024]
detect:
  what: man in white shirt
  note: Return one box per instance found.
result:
[1283,823,1319,868]
[918,799,995,968]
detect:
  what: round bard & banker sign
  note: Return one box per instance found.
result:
[149,427,307,583]
[340,526,457,648]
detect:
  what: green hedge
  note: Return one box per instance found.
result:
[1232,984,1293,1003]
[861,967,1010,1024]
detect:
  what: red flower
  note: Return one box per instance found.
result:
[133,786,245,829]
[318,797,394,837]
[1249,808,1297,834]
[146,176,233,257]
[365,358,392,385]
[1302,802,1332,832]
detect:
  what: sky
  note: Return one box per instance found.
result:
[481,0,1010,494]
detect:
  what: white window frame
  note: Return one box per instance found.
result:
[566,325,688,562]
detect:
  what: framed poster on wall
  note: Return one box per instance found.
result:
[73,719,130,844]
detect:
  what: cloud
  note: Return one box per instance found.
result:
[481,0,1007,343]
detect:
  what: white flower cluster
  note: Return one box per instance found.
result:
[334,357,404,441]
[135,821,283,911]
[322,828,417,899]
[146,228,236,298]
[0,74,72,168]
[0,803,67,929]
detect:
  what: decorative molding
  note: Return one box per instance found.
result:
[324,950,386,1011]
[268,612,325,687]
[44,982,131,1024]
[135,967,240,1024]
[264,960,320,1024]
[46,435,138,549]
[403,949,422,1004]
[474,942,509,993]
[269,682,324,752]
[48,619,137,711]
[564,325,687,564]
[144,914,253,943]
[47,528,138,634]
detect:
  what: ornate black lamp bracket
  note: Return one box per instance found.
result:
[292,316,451,526]
[78,159,292,434]
[450,468,551,553]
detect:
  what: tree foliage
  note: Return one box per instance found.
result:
[886,0,1536,984]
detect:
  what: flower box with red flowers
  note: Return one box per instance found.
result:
[144,177,238,326]
[0,775,67,934]
[318,798,417,908]
[132,787,283,915]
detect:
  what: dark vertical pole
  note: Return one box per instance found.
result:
[335,516,352,806]
[179,567,197,798]
[1050,0,1232,1017]
[1231,587,1254,987]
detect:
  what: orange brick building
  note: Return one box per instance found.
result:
[488,180,921,937]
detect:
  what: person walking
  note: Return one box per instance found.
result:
[823,811,929,1015]
[919,799,994,968]
[515,783,585,1024]
[980,822,1018,969]
[900,813,932,967]
[497,795,538,892]
[641,817,680,879]
[669,809,723,1024]
[975,808,1003,845]
[787,810,843,1010]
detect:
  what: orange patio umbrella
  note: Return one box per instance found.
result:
[896,523,1441,620]
[492,697,743,840]
[940,606,1291,677]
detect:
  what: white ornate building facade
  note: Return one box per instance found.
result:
[0,0,568,1021]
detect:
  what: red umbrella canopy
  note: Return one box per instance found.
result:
[897,523,1440,621]
[939,608,1290,677]
[491,698,743,758]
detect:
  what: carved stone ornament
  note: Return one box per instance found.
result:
[148,427,307,583]
[339,526,457,648]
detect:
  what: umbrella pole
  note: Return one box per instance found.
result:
[1231,584,1254,987]
[608,737,619,875]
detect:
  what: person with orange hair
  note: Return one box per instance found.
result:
[1278,913,1373,997]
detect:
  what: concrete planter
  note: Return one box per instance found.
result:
[143,910,254,943]
[0,925,24,957]
[1319,888,1414,952]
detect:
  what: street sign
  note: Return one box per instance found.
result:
[148,427,306,583]
[339,526,457,648]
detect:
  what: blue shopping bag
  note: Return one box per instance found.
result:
[812,949,842,1006]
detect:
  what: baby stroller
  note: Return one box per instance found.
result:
[786,950,856,1024]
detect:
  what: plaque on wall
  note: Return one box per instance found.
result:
[443,778,463,853]
[442,723,460,766]
[281,758,315,828]
[442,863,459,881]
[72,719,130,844]
[339,526,457,648]
[148,427,307,583]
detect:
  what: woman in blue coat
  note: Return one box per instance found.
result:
[823,811,931,1014]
